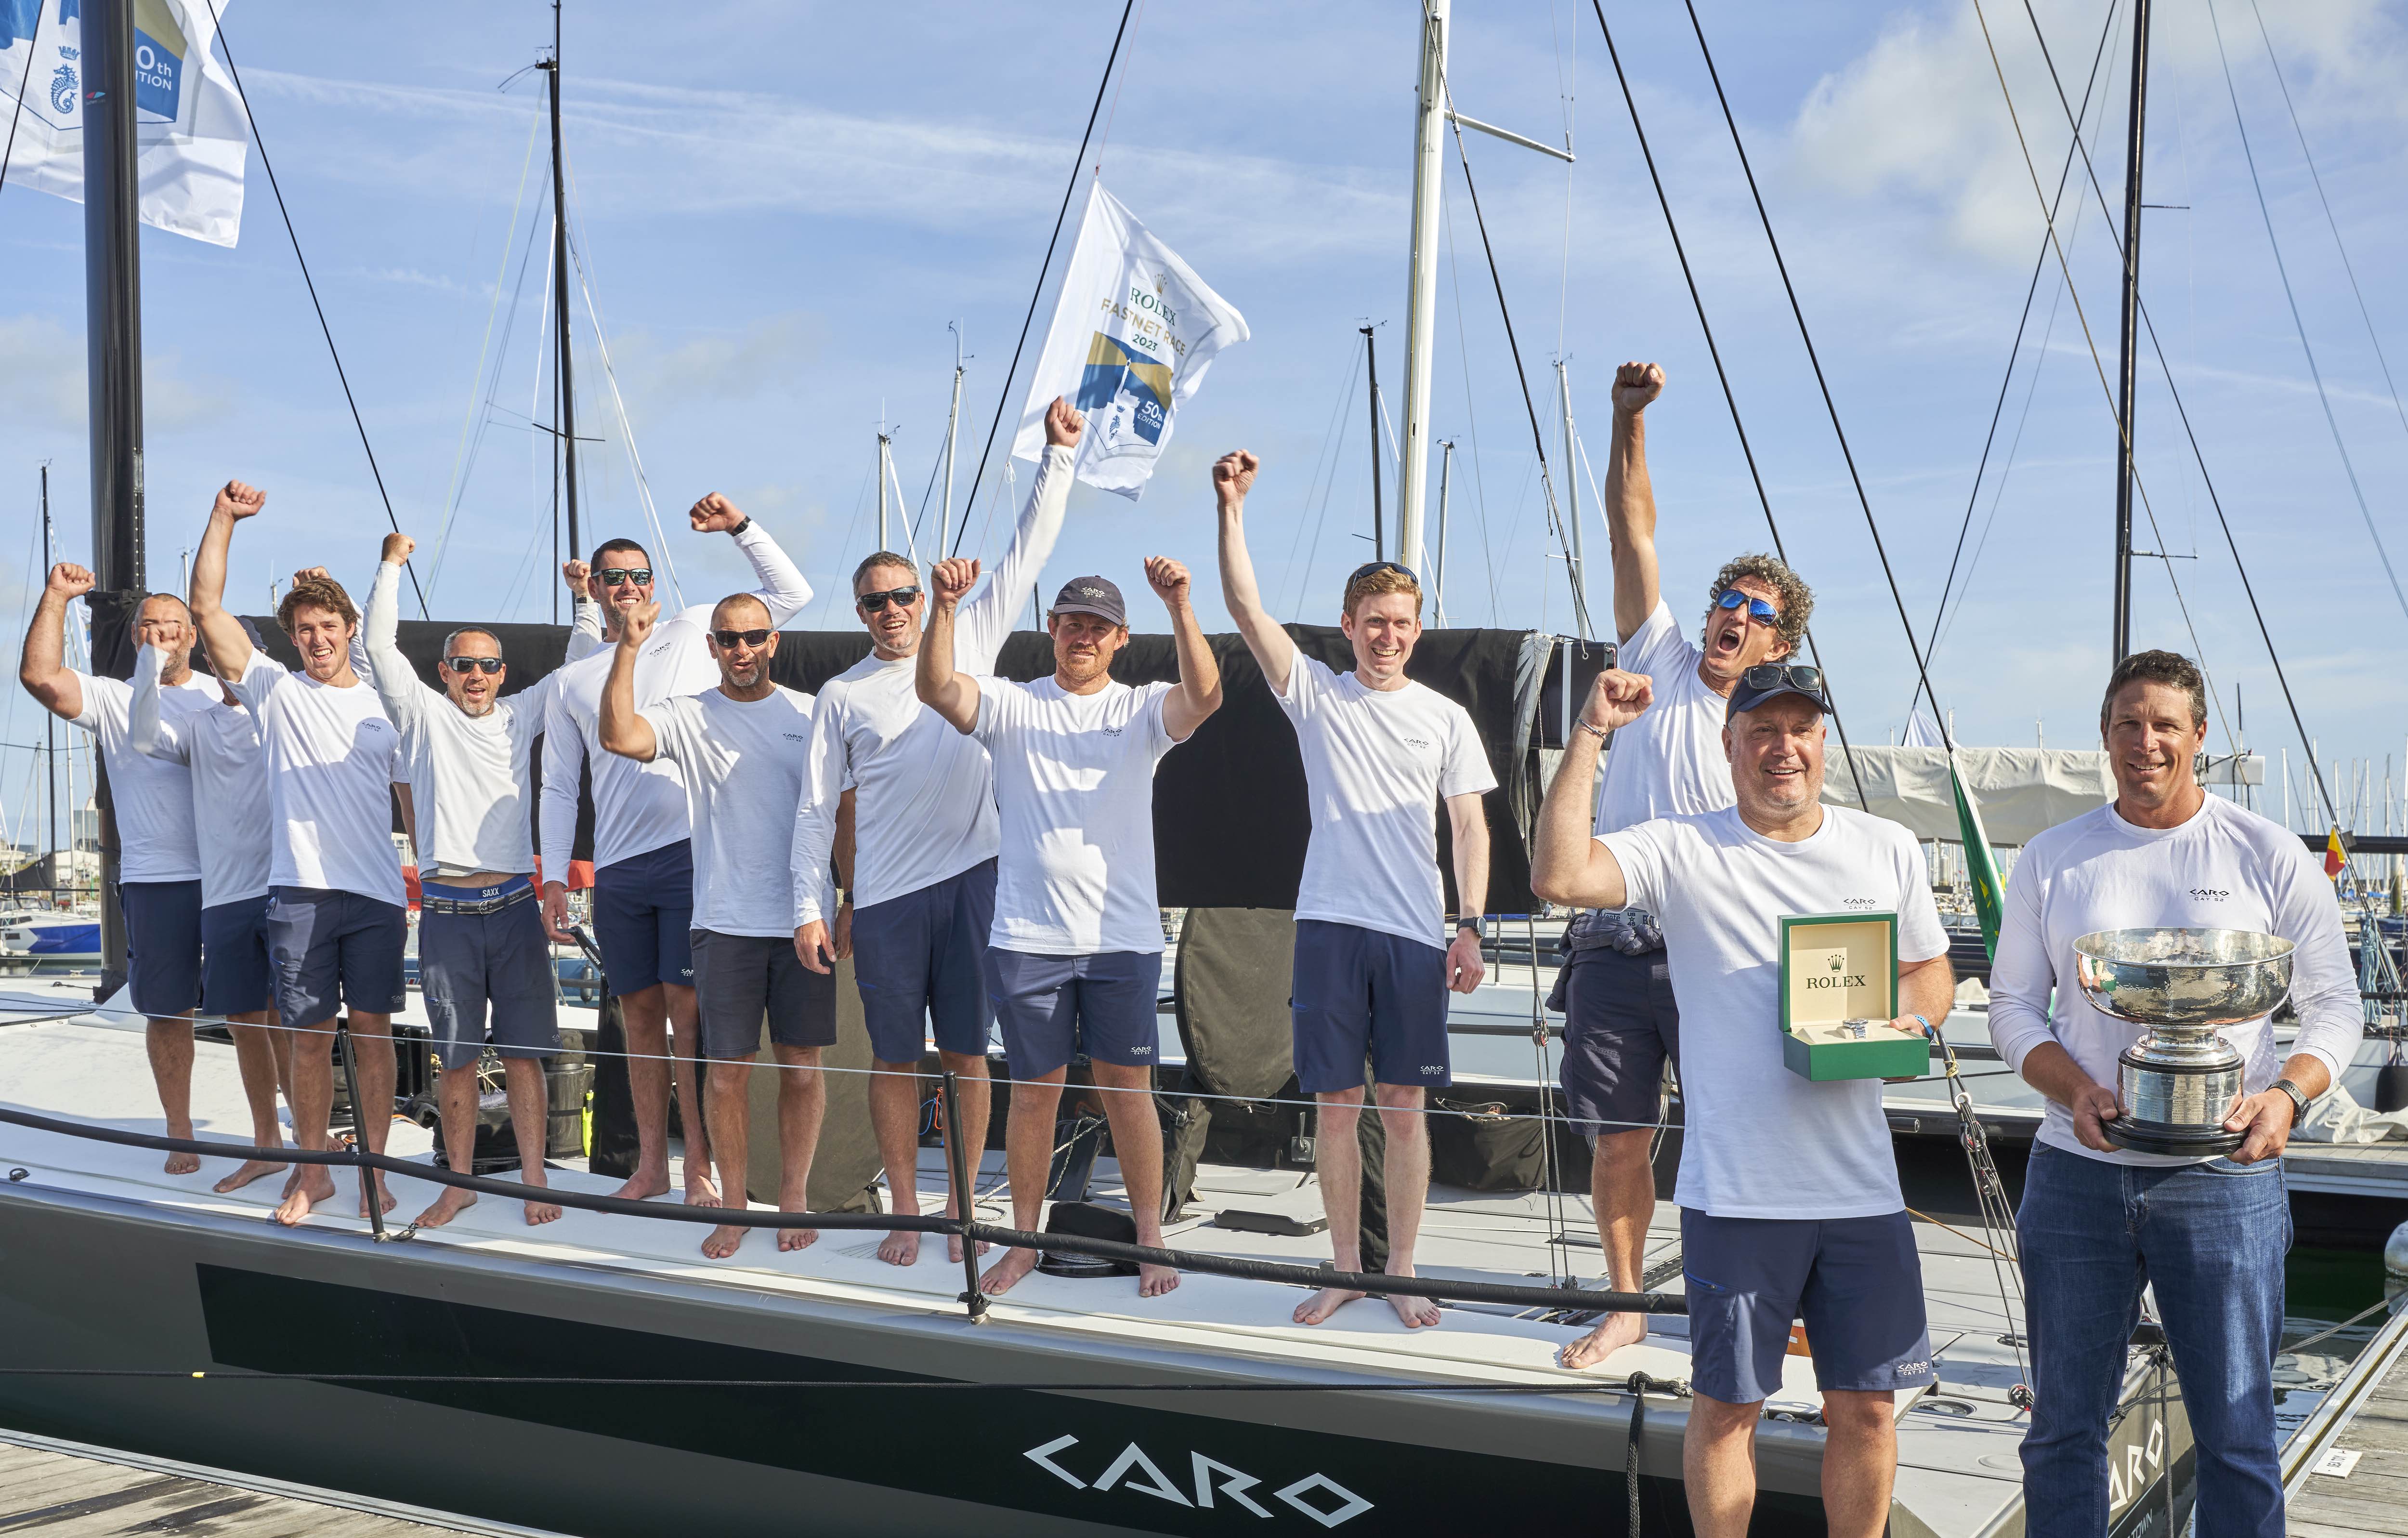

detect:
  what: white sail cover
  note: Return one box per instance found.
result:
[1823,747,2114,846]
[0,0,248,247]
[1010,181,1248,500]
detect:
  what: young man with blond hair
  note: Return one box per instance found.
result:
[1214,448,1495,1330]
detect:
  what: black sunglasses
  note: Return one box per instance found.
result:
[711,628,773,648]
[443,656,504,675]
[856,586,921,613]
[596,567,653,587]
[1347,560,1419,585]
[1740,664,1824,694]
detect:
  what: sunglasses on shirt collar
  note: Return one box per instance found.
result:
[596,567,653,587]
[443,656,505,675]
[856,586,922,613]
[711,628,773,648]
[1714,589,1780,625]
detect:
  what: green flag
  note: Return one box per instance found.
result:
[1949,749,2005,960]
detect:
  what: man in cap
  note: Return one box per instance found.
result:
[790,397,1082,1266]
[916,559,1221,1298]
[1532,662,1953,1538]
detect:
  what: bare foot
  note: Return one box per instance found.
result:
[945,1230,992,1263]
[361,1172,396,1220]
[979,1245,1040,1296]
[213,1157,289,1194]
[1294,1285,1365,1326]
[165,1149,202,1176]
[776,1186,818,1253]
[684,1168,721,1208]
[702,1223,747,1260]
[1558,1311,1648,1370]
[1380,1279,1441,1329]
[273,1167,337,1227]
[413,1187,478,1229]
[1138,1262,1179,1299]
[878,1228,922,1266]
[609,1167,672,1203]
[521,1173,562,1225]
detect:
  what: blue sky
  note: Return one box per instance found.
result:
[5,0,2407,839]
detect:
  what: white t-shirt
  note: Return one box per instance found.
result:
[791,444,1075,924]
[129,646,271,908]
[1275,655,1497,950]
[643,686,833,939]
[1594,599,1735,836]
[539,521,813,879]
[68,667,216,884]
[231,651,406,907]
[1599,804,1949,1220]
[1988,795,2361,1167]
[974,677,1179,955]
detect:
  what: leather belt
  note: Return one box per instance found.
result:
[419,884,535,917]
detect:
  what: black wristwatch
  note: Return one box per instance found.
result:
[729,515,752,536]
[2270,1078,2308,1127]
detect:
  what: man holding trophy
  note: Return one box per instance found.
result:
[1990,650,2358,1538]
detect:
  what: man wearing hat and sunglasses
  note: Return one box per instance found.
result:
[1532,661,1952,1538]
[1557,360,1820,1372]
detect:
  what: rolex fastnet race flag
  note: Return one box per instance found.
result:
[1010,180,1248,501]
[0,0,249,246]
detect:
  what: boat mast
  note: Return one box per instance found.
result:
[544,2,580,571]
[1396,0,1450,577]
[2110,0,2151,664]
[1433,439,1454,626]
[877,424,892,552]
[940,322,965,549]
[1556,360,1587,631]
[41,466,57,871]
[1362,325,1384,562]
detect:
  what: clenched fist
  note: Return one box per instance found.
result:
[1581,669,1655,734]
[214,481,266,521]
[929,557,980,608]
[1043,395,1086,449]
[47,563,94,600]
[618,600,661,649]
[561,558,590,594]
[382,532,416,565]
[688,493,746,534]
[1611,362,1664,416]
[1144,555,1191,608]
[1212,450,1258,510]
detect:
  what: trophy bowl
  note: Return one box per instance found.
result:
[2071,928,2295,1156]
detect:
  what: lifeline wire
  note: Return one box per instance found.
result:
[0,1369,1645,1396]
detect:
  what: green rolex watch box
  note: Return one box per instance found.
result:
[1777,911,1925,1082]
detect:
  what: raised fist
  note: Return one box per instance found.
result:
[1582,669,1655,734]
[292,566,329,587]
[1143,555,1191,606]
[929,557,980,607]
[561,558,590,593]
[47,563,94,600]
[214,481,266,521]
[1611,362,1664,416]
[382,532,416,565]
[1212,450,1259,509]
[618,600,661,648]
[1044,395,1086,449]
[689,493,746,534]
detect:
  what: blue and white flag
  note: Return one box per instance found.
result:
[0,0,248,246]
[1011,181,1248,501]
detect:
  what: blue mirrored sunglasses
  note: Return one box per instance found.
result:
[1715,589,1780,625]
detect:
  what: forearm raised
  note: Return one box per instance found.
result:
[597,645,654,760]
[1216,504,1292,690]
[188,509,254,674]
[914,598,978,731]
[1530,734,1609,905]
[17,591,70,705]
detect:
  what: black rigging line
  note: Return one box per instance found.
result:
[202,0,424,618]
[948,0,1135,558]
[0,4,37,200]
[1591,4,1868,811]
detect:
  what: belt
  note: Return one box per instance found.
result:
[419,883,535,917]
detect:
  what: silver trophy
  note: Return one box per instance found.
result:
[2072,928,2295,1156]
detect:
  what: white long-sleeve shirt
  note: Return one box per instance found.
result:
[540,520,812,878]
[789,443,1073,925]
[1988,794,2361,1166]
[366,563,602,879]
[128,646,267,907]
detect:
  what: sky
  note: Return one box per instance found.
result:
[5,0,2408,844]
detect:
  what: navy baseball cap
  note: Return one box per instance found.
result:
[1725,664,1833,721]
[1050,576,1126,627]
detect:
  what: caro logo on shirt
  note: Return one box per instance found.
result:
[782,732,808,743]
[1841,896,1879,909]
[1402,736,1432,750]
[1101,723,1125,737]
[2188,887,2230,901]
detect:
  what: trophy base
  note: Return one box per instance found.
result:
[2102,1117,2245,1157]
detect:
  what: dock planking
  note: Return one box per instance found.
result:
[2291,1345,2408,1537]
[0,1438,471,1536]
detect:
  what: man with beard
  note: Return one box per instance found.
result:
[789,397,1081,1267]
[540,495,811,1208]
[366,532,603,1230]
[916,559,1221,1299]
[601,594,839,1262]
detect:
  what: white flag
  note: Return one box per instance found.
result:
[0,0,249,247]
[1010,181,1248,501]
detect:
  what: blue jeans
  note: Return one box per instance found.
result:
[2017,1143,2289,1538]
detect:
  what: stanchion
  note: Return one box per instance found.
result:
[334,1017,385,1242]
[941,1070,987,1322]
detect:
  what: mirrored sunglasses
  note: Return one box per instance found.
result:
[597,567,653,587]
[856,586,921,613]
[1715,589,1780,625]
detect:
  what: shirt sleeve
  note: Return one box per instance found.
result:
[970,676,1024,750]
[730,518,814,627]
[126,649,192,764]
[1619,598,1695,683]
[790,688,848,929]
[1892,827,1950,965]
[638,695,700,767]
[1438,699,1500,799]
[227,650,286,713]
[66,671,128,740]
[2265,832,2362,1088]
[1141,681,1178,759]
[1595,819,1671,917]
[1273,651,1328,715]
[537,672,587,885]
[1986,841,2060,1076]
[956,444,1074,673]
[363,562,434,733]
[564,597,606,664]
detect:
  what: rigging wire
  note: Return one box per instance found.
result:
[1278,334,1366,620]
[1440,173,1504,623]
[0,2,38,200]
[1588,4,1870,810]
[201,0,424,618]
[948,0,1138,557]
[2203,0,2408,632]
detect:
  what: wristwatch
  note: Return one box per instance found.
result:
[1456,919,1483,935]
[2269,1078,2308,1127]
[729,515,752,536]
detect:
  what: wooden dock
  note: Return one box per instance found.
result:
[0,1430,557,1537]
[2285,1299,2408,1536]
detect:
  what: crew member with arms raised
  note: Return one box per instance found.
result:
[1531,664,1952,1538]
[1990,650,2358,1538]
[188,482,412,1227]
[540,495,811,1208]
[1559,360,1817,1371]
[790,397,1081,1266]
[367,532,602,1229]
[1215,448,1495,1329]
[916,557,1220,1299]
[601,594,842,1262]
[19,564,216,1175]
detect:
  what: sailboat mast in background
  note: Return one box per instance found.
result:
[543,1,581,573]
[1395,0,1449,577]
[2110,0,2152,663]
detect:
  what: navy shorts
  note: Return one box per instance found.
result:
[1290,919,1450,1094]
[199,895,274,1017]
[983,947,1162,1081]
[265,886,408,1028]
[593,841,695,997]
[851,858,996,1064]
[1681,1208,1936,1404]
[1557,944,1681,1138]
[692,929,838,1062]
[420,880,559,1069]
[121,879,203,1022]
